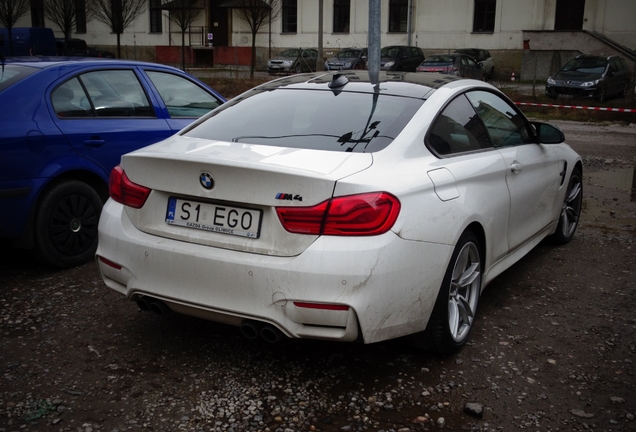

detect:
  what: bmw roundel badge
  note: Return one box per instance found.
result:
[200,173,214,190]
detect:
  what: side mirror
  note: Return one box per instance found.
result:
[532,122,565,144]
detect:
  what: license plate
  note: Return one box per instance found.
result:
[166,197,262,238]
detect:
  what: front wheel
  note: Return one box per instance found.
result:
[548,168,582,245]
[409,231,482,354]
[33,180,103,268]
[597,87,607,102]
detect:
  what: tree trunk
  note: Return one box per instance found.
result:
[250,29,257,79]
[117,33,122,59]
[181,31,186,71]
[8,27,14,56]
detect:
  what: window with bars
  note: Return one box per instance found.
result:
[30,0,45,28]
[473,0,496,33]
[282,0,297,33]
[388,0,408,33]
[75,0,87,33]
[149,0,163,33]
[333,0,350,33]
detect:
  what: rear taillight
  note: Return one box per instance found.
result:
[276,192,400,236]
[109,165,151,209]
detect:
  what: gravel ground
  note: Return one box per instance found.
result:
[1,121,635,432]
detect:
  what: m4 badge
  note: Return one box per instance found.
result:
[275,193,303,202]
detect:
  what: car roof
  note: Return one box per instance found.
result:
[574,54,621,61]
[2,57,183,71]
[253,70,461,99]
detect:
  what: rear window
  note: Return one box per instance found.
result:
[0,65,38,92]
[184,89,425,153]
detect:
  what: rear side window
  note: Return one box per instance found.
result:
[185,89,424,153]
[0,65,38,93]
[145,71,222,118]
[52,69,154,118]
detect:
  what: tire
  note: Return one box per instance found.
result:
[34,180,103,268]
[409,230,482,354]
[597,87,607,102]
[548,168,582,245]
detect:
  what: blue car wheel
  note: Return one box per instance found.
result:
[34,180,103,268]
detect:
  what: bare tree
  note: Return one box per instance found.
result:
[161,0,203,71]
[44,0,95,55]
[0,0,31,55]
[233,0,281,79]
[93,0,146,58]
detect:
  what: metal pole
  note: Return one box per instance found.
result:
[317,0,324,71]
[407,0,413,46]
[368,0,381,83]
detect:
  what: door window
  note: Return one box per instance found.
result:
[426,95,492,156]
[146,71,222,118]
[465,91,534,147]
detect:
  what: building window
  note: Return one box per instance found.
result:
[282,0,297,33]
[30,0,45,28]
[333,0,350,33]
[388,0,408,33]
[75,0,87,33]
[149,0,162,33]
[473,0,496,33]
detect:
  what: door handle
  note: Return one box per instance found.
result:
[510,162,523,173]
[84,137,105,148]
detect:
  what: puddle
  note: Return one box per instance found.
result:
[585,167,636,201]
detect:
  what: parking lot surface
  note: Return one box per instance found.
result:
[1,121,635,431]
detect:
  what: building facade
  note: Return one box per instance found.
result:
[10,0,636,72]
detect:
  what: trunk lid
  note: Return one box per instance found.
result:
[120,135,374,256]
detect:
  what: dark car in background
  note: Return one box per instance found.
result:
[416,53,484,80]
[546,54,630,101]
[325,47,367,70]
[454,48,494,78]
[268,48,318,74]
[380,45,425,72]
[0,58,224,268]
[56,38,89,56]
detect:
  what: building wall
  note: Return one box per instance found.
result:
[9,0,636,68]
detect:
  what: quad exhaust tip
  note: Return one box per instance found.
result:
[136,296,172,316]
[241,320,286,343]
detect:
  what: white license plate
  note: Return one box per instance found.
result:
[166,197,262,238]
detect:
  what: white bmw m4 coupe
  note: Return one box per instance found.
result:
[97,71,582,354]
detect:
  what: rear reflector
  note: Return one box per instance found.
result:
[276,192,400,236]
[98,256,122,270]
[109,165,151,209]
[293,302,350,311]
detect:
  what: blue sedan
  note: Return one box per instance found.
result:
[0,58,225,268]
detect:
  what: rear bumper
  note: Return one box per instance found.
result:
[97,200,453,344]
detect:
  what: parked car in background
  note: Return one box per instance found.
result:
[380,45,425,71]
[545,54,630,101]
[56,38,89,56]
[416,53,484,80]
[96,71,582,354]
[455,48,494,78]
[0,27,57,56]
[0,58,225,268]
[325,47,367,70]
[88,47,116,58]
[268,48,318,74]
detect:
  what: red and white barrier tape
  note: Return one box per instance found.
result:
[514,102,636,113]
